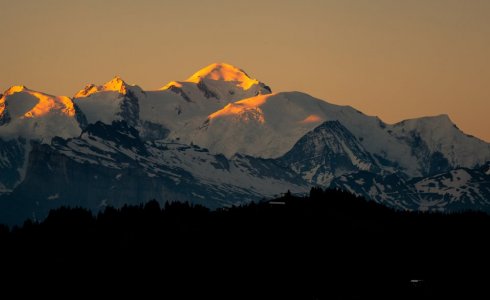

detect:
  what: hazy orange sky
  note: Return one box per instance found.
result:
[1,0,489,141]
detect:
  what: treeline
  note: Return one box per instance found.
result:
[1,188,489,299]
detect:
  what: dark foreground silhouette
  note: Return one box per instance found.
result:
[1,188,489,299]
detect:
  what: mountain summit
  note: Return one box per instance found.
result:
[161,63,271,103]
[74,76,135,98]
[73,76,145,127]
[186,62,263,91]
[0,85,81,139]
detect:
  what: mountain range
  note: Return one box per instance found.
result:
[1,62,489,224]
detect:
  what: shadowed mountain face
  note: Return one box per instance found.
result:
[278,121,379,185]
[0,63,489,224]
[0,138,26,194]
[0,121,306,225]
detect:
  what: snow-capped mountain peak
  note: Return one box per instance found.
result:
[1,86,31,121]
[186,62,260,90]
[102,76,128,94]
[159,63,272,103]
[74,76,136,98]
[73,76,145,127]
[1,86,75,119]
[392,113,490,169]
[74,84,98,98]
[0,86,82,139]
[3,85,28,96]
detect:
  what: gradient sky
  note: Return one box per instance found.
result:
[1,0,489,141]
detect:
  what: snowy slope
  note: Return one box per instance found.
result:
[413,168,490,211]
[172,92,339,158]
[330,171,419,210]
[392,115,490,173]
[329,165,490,212]
[62,121,305,201]
[139,88,221,134]
[0,85,82,140]
[177,91,490,177]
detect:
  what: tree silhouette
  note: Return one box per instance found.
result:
[0,189,488,299]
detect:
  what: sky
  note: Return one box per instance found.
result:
[1,0,489,141]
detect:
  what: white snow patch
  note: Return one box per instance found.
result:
[47,193,59,200]
[191,192,205,199]
[302,165,320,181]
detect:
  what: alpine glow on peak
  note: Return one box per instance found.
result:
[0,85,82,140]
[74,76,135,98]
[1,86,75,119]
[186,62,261,90]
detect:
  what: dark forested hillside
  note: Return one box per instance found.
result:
[1,188,489,299]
